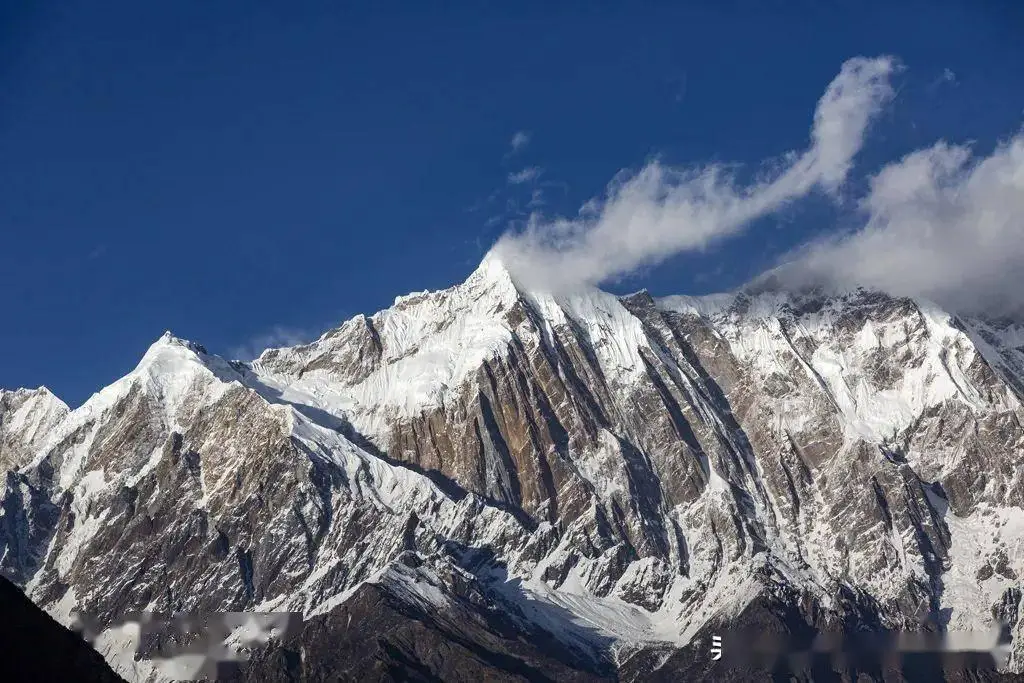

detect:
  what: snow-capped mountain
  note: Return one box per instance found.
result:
[2,253,1023,680]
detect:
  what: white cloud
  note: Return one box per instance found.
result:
[778,133,1024,317]
[808,57,901,191]
[229,325,313,361]
[509,131,531,155]
[493,56,898,291]
[508,166,542,185]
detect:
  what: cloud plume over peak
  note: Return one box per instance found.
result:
[493,56,898,291]
[779,132,1024,317]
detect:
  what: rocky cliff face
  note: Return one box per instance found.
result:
[2,254,1022,680]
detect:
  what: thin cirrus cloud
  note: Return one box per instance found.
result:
[508,166,543,185]
[492,56,899,291]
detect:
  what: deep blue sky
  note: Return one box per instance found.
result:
[3,2,1023,406]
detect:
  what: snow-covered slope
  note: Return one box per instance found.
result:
[0,387,68,475]
[2,254,1023,680]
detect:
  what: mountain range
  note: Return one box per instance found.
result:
[2,253,1022,681]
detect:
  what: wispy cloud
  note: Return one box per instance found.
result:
[508,166,543,185]
[777,132,1024,317]
[527,188,545,209]
[229,325,315,361]
[493,56,899,291]
[927,67,958,93]
[509,131,531,156]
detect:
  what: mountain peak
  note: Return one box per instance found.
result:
[464,249,520,295]
[144,331,209,360]
[127,331,232,405]
[0,385,70,472]
[0,386,60,402]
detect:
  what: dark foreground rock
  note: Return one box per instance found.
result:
[0,576,125,682]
